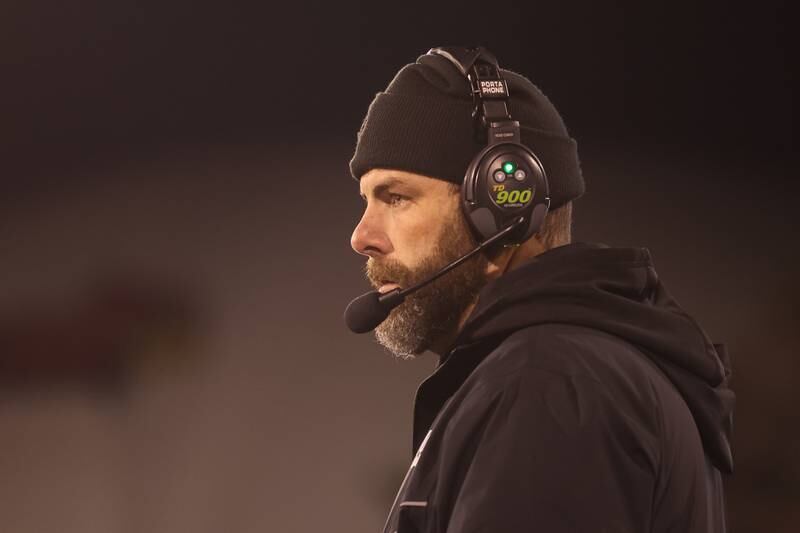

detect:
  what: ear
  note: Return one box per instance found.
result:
[484,245,519,280]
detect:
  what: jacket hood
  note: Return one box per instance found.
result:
[449,241,735,473]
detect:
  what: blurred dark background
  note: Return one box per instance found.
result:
[1,1,796,532]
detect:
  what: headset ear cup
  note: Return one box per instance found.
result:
[460,158,485,242]
[461,143,550,247]
[467,207,498,241]
[523,201,549,243]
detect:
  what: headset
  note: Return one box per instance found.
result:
[426,46,551,249]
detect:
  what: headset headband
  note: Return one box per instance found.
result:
[428,46,520,146]
[427,46,514,129]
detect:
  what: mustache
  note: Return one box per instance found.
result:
[364,257,415,289]
[364,249,453,291]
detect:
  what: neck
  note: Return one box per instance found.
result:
[428,238,546,358]
[428,296,480,358]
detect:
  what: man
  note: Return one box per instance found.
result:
[347,47,734,532]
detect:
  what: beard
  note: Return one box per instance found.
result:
[365,212,490,360]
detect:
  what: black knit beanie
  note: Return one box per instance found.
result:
[349,52,584,210]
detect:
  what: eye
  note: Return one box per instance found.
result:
[388,193,408,206]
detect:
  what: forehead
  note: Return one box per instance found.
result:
[358,168,447,196]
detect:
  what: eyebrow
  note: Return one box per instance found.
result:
[360,177,418,200]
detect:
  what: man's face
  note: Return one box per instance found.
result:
[351,169,490,359]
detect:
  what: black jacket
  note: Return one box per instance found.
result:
[382,241,735,533]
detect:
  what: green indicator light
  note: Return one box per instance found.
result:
[502,162,516,174]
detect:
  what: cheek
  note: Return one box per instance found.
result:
[390,209,451,269]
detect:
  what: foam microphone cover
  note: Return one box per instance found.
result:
[344,289,405,334]
[344,291,387,333]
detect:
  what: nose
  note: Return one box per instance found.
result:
[351,209,392,258]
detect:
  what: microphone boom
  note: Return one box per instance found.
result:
[344,216,525,334]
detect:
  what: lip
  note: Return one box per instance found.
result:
[377,281,401,294]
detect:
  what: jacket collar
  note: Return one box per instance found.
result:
[412,334,506,455]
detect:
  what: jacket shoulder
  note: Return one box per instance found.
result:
[427,325,667,532]
[478,323,674,397]
[454,323,672,456]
